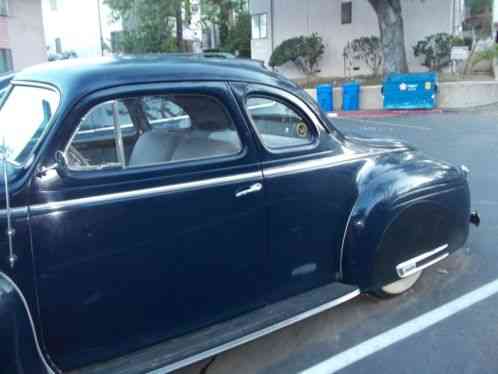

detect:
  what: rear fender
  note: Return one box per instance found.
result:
[341,182,470,291]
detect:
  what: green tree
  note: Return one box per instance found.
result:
[466,0,493,37]
[344,36,383,76]
[413,33,466,71]
[468,0,493,15]
[224,11,251,57]
[270,33,325,77]
[105,0,188,53]
[202,0,250,54]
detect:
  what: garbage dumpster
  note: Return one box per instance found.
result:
[316,83,333,112]
[382,72,438,110]
[342,81,360,111]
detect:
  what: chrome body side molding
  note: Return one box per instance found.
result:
[147,289,360,374]
[28,171,262,215]
[264,149,406,179]
[396,244,449,278]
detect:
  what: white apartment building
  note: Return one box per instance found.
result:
[250,0,465,78]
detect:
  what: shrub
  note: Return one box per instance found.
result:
[344,36,383,76]
[413,33,466,71]
[269,33,325,76]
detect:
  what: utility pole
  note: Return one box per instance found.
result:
[97,0,105,56]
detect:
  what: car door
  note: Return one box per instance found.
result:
[236,83,361,301]
[29,82,268,370]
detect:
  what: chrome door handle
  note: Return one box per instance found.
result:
[236,183,263,198]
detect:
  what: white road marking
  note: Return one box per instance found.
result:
[301,278,498,374]
[329,116,432,131]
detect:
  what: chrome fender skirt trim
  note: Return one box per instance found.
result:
[396,244,449,278]
[0,272,56,374]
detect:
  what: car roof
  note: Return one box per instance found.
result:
[13,55,300,102]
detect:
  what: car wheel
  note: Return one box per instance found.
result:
[373,270,423,299]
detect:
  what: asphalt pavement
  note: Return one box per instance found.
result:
[176,110,498,374]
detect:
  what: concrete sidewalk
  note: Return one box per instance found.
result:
[328,109,444,119]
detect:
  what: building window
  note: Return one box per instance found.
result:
[251,13,268,39]
[341,2,352,25]
[55,38,63,53]
[49,0,58,11]
[0,49,13,74]
[0,0,8,16]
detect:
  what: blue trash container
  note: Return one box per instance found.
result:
[383,72,438,110]
[316,84,333,112]
[342,81,360,111]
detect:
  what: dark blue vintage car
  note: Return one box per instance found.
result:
[0,56,478,374]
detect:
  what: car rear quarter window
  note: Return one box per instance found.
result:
[246,97,314,149]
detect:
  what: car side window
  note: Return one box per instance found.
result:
[65,101,134,170]
[246,97,314,149]
[142,96,192,130]
[65,94,242,172]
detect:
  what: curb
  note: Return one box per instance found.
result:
[328,109,444,119]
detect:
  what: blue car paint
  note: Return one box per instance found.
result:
[0,57,471,373]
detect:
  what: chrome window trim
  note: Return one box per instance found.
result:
[2,81,62,168]
[0,272,56,374]
[63,93,243,173]
[245,89,328,155]
[147,289,360,374]
[246,95,317,152]
[29,171,262,215]
[10,80,61,94]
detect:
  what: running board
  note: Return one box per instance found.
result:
[72,283,360,374]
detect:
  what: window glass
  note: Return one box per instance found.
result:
[0,85,59,166]
[0,0,8,16]
[0,49,13,74]
[251,13,268,39]
[259,14,268,38]
[65,94,242,171]
[142,96,191,130]
[66,101,133,171]
[341,2,352,25]
[247,97,314,149]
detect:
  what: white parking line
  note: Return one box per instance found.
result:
[300,278,498,374]
[329,116,432,131]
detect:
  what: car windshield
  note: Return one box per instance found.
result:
[0,85,60,167]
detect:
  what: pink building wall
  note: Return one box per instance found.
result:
[0,17,9,49]
[0,0,46,72]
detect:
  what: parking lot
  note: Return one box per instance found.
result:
[177,110,498,374]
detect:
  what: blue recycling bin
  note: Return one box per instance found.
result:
[316,83,333,112]
[342,81,360,111]
[383,72,438,110]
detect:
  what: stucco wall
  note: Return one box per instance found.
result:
[250,0,273,63]
[304,81,498,110]
[250,0,458,79]
[0,17,9,50]
[7,0,47,71]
